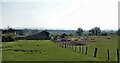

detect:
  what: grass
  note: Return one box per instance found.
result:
[2,36,119,61]
[2,40,98,61]
[86,36,118,61]
[69,36,118,61]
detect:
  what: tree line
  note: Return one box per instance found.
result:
[76,27,120,36]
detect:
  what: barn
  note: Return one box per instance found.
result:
[26,31,50,40]
[17,35,26,40]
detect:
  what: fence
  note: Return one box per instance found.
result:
[55,42,119,62]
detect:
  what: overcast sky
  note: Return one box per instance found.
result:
[1,0,119,30]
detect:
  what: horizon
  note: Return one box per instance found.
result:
[1,0,119,30]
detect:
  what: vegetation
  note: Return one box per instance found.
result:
[2,36,119,61]
[2,40,98,61]
[116,28,120,36]
[15,27,118,37]
[85,36,118,61]
[1,26,119,61]
[76,28,83,36]
[2,28,16,42]
[2,34,16,42]
[89,27,101,36]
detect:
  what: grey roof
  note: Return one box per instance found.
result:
[16,35,27,37]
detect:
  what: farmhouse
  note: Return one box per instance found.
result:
[26,31,50,40]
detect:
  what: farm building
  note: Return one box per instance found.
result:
[26,31,50,40]
[17,35,26,40]
[16,30,24,35]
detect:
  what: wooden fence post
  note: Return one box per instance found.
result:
[66,43,68,48]
[117,49,119,63]
[64,43,66,48]
[85,46,88,55]
[94,48,98,57]
[62,42,64,48]
[61,42,63,47]
[82,46,84,53]
[107,49,110,60]
[67,43,68,48]
[72,45,73,50]
[67,44,68,48]
[79,46,81,53]
[74,45,76,51]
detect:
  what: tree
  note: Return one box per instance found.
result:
[76,28,83,36]
[116,28,120,36]
[89,27,101,36]
[61,33,68,38]
[2,27,16,42]
[101,33,107,36]
[69,34,73,36]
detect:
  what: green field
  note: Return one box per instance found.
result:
[85,36,118,61]
[2,36,119,61]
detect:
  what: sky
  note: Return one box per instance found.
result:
[1,0,120,30]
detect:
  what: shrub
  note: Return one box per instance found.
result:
[2,33,16,42]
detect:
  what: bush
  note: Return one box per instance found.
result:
[2,34,16,42]
[101,33,107,36]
